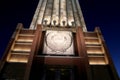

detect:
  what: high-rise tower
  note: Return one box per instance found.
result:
[29,0,87,31]
[0,0,119,80]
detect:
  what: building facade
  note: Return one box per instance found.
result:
[0,0,119,80]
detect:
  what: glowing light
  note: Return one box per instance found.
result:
[7,55,28,63]
[13,48,31,52]
[87,46,104,54]
[89,57,107,65]
[43,30,74,55]
[17,39,33,42]
[85,39,100,44]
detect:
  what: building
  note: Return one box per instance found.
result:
[0,0,119,80]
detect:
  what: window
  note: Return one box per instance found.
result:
[42,67,75,80]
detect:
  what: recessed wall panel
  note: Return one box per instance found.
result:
[43,30,74,55]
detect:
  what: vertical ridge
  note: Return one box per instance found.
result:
[29,0,43,29]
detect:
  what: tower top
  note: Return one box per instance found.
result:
[29,0,87,31]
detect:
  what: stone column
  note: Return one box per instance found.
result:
[75,0,87,31]
[30,0,43,29]
[51,0,59,26]
[60,0,67,27]
[67,0,74,27]
[43,0,54,25]
[37,0,48,25]
[71,0,81,27]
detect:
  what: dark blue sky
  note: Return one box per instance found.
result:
[0,0,120,77]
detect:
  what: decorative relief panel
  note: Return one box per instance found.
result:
[43,30,74,55]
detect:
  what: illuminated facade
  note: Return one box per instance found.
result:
[0,0,119,80]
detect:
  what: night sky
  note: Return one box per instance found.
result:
[0,0,120,77]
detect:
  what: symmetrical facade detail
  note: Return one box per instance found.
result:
[0,0,119,80]
[30,0,87,31]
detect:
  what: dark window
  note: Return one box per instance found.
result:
[42,67,75,80]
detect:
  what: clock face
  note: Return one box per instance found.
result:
[43,30,74,55]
